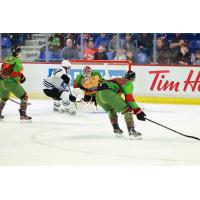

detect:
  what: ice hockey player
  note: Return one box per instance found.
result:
[95,70,146,140]
[73,66,103,105]
[43,60,76,115]
[0,46,32,121]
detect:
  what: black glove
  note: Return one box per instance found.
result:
[20,74,26,84]
[61,74,70,84]
[87,87,97,92]
[69,94,76,102]
[79,86,86,91]
[136,111,146,121]
[79,86,96,92]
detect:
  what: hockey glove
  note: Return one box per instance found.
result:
[79,86,86,91]
[69,94,76,102]
[61,74,70,84]
[136,111,146,121]
[78,86,96,92]
[87,87,97,92]
[20,74,26,84]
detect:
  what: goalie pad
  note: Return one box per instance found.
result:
[73,88,85,102]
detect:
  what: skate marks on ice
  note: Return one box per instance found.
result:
[1,100,200,165]
[32,111,200,165]
[31,123,200,165]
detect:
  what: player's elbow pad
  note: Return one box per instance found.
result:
[61,74,70,84]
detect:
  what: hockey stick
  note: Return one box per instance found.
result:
[9,98,31,106]
[67,85,78,110]
[145,117,200,141]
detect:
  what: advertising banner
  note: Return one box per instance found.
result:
[1,62,200,102]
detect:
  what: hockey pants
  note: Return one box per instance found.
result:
[95,89,135,129]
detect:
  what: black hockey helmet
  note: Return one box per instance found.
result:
[125,70,136,80]
[11,45,21,57]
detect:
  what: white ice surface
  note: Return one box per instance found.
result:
[0,100,200,165]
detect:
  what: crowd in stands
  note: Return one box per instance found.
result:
[1,33,31,58]
[2,33,200,65]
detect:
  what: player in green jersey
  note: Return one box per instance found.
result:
[0,46,31,121]
[74,66,104,105]
[95,70,146,140]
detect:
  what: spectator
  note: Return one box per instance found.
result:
[170,33,185,63]
[38,34,64,61]
[76,33,91,53]
[114,48,126,60]
[25,33,32,40]
[159,34,170,49]
[65,33,76,44]
[61,38,80,60]
[1,34,12,58]
[137,33,153,62]
[193,50,200,65]
[170,33,185,52]
[108,33,119,54]
[77,33,90,46]
[48,33,65,50]
[126,49,135,63]
[83,39,97,60]
[175,43,191,65]
[1,33,22,48]
[122,33,136,53]
[133,50,148,64]
[94,33,110,49]
[38,45,62,62]
[94,44,108,60]
[9,33,21,46]
[48,35,63,61]
[156,38,171,64]
[108,33,121,60]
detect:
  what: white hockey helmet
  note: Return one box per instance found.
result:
[61,60,72,69]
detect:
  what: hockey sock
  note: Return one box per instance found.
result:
[123,111,135,130]
[108,109,119,128]
[19,93,32,119]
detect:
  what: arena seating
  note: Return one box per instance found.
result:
[1,37,11,48]
[1,33,200,63]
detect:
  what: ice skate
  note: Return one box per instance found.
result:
[19,109,32,122]
[53,107,60,112]
[65,107,76,115]
[128,127,142,140]
[0,112,4,121]
[113,125,123,138]
[53,101,61,112]
[59,104,66,113]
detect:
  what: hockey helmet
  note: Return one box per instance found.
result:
[125,70,136,80]
[11,46,21,57]
[61,60,72,70]
[83,66,92,77]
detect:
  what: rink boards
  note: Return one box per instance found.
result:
[1,62,200,104]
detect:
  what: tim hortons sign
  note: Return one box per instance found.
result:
[149,69,200,93]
